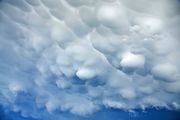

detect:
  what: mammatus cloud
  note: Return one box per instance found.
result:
[0,0,180,119]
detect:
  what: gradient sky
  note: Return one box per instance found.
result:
[0,0,180,120]
[1,106,180,120]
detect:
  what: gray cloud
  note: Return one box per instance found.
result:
[0,0,180,118]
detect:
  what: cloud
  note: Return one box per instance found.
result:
[151,63,179,82]
[0,0,180,119]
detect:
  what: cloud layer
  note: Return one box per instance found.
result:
[0,0,180,119]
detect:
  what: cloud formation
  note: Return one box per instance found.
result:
[0,0,180,119]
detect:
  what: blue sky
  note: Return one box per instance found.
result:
[1,106,180,120]
[0,0,180,120]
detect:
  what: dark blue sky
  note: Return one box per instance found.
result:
[1,106,180,120]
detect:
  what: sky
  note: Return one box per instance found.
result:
[0,0,180,120]
[1,105,180,120]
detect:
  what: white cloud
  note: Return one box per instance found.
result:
[120,52,145,70]
[0,0,180,119]
[76,67,96,80]
[96,3,129,31]
[151,63,179,82]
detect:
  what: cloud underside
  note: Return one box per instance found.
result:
[0,0,180,118]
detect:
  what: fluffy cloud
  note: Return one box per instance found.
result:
[0,0,180,119]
